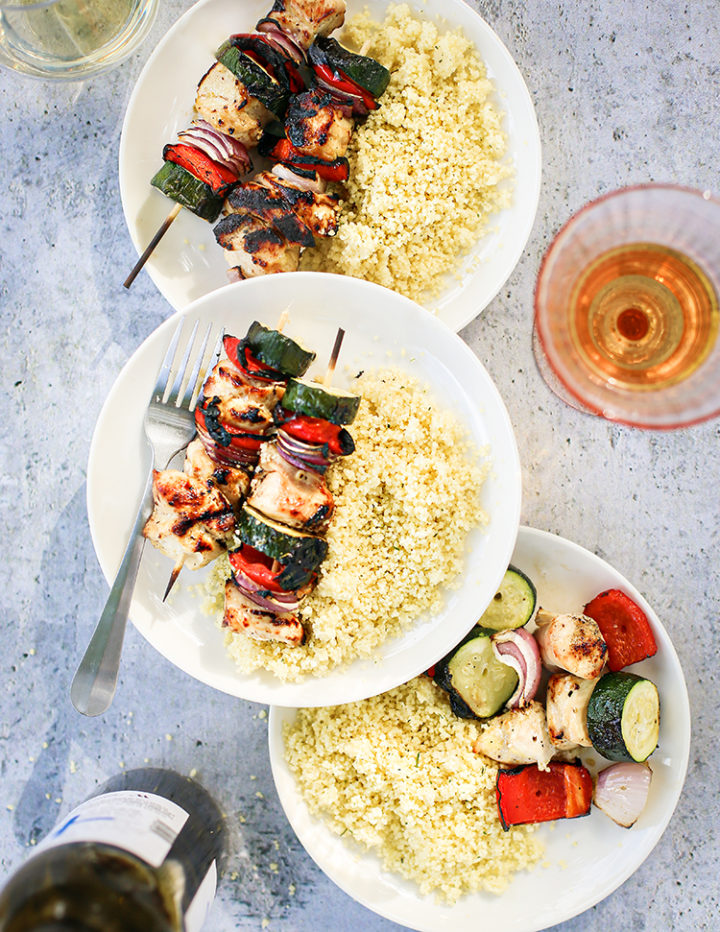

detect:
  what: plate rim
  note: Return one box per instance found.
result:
[267,524,692,931]
[118,0,542,332]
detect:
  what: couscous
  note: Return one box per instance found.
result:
[300,3,513,303]
[283,675,543,901]
[208,367,489,680]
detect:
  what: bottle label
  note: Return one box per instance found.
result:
[184,859,218,932]
[35,790,189,868]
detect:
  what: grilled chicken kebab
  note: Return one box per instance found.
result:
[142,319,361,648]
[146,0,390,282]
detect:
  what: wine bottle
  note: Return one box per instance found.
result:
[0,768,226,932]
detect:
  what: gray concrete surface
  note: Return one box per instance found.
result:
[0,1,718,929]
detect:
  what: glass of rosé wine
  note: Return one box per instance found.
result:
[533,184,720,429]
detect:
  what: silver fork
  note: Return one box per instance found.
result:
[71,319,220,717]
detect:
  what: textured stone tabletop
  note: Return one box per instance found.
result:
[1,1,718,930]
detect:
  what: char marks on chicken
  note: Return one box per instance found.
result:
[246,441,335,533]
[215,212,301,279]
[142,469,236,569]
[184,437,252,510]
[254,168,340,237]
[223,577,306,646]
[258,0,347,50]
[225,182,315,247]
[285,88,354,161]
[195,62,274,145]
[202,360,283,433]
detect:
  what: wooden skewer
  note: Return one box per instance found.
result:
[124,202,183,289]
[276,308,290,332]
[163,555,185,602]
[323,327,345,386]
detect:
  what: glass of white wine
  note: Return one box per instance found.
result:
[534,184,720,428]
[0,0,157,79]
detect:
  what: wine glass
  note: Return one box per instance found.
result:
[0,0,157,79]
[533,184,720,428]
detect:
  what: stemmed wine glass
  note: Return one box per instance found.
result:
[534,184,720,429]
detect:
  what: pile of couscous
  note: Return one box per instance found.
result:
[300,4,513,303]
[284,675,543,900]
[215,367,489,680]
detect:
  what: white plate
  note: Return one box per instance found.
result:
[86,273,521,705]
[268,525,691,931]
[119,0,541,331]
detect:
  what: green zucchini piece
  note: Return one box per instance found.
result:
[434,626,518,720]
[150,161,223,221]
[478,565,537,631]
[311,37,391,98]
[216,44,289,118]
[282,377,360,425]
[587,672,660,762]
[236,505,328,590]
[246,321,316,377]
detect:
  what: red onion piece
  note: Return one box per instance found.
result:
[195,424,262,468]
[271,162,326,194]
[313,74,369,117]
[491,628,542,708]
[233,569,303,612]
[255,21,305,62]
[593,763,652,828]
[177,121,252,175]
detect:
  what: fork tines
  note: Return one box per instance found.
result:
[153,319,223,411]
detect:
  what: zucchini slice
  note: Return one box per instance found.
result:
[246,321,315,377]
[236,505,327,591]
[478,565,537,631]
[310,37,391,98]
[282,377,360,425]
[150,161,223,221]
[434,626,518,719]
[587,672,660,762]
[216,44,289,117]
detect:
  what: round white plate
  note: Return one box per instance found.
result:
[86,273,521,705]
[119,0,541,331]
[268,526,691,931]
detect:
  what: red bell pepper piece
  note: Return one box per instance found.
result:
[583,588,658,672]
[162,143,238,195]
[281,415,348,455]
[223,335,283,382]
[267,138,350,182]
[496,761,593,831]
[229,544,285,592]
[194,405,264,453]
[313,62,379,110]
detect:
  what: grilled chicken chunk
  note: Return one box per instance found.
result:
[472,702,555,772]
[535,610,608,680]
[202,360,283,433]
[142,469,235,570]
[254,169,339,238]
[545,673,596,750]
[246,441,334,532]
[285,88,354,161]
[259,0,346,50]
[225,182,315,247]
[215,213,301,279]
[223,577,306,646]
[195,62,273,144]
[184,437,251,510]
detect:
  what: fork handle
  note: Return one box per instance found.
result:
[70,466,155,717]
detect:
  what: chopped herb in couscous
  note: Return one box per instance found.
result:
[210,367,489,680]
[300,3,513,303]
[284,676,543,901]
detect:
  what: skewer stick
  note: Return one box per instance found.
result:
[124,202,183,289]
[276,308,290,332]
[323,328,345,387]
[163,555,185,602]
